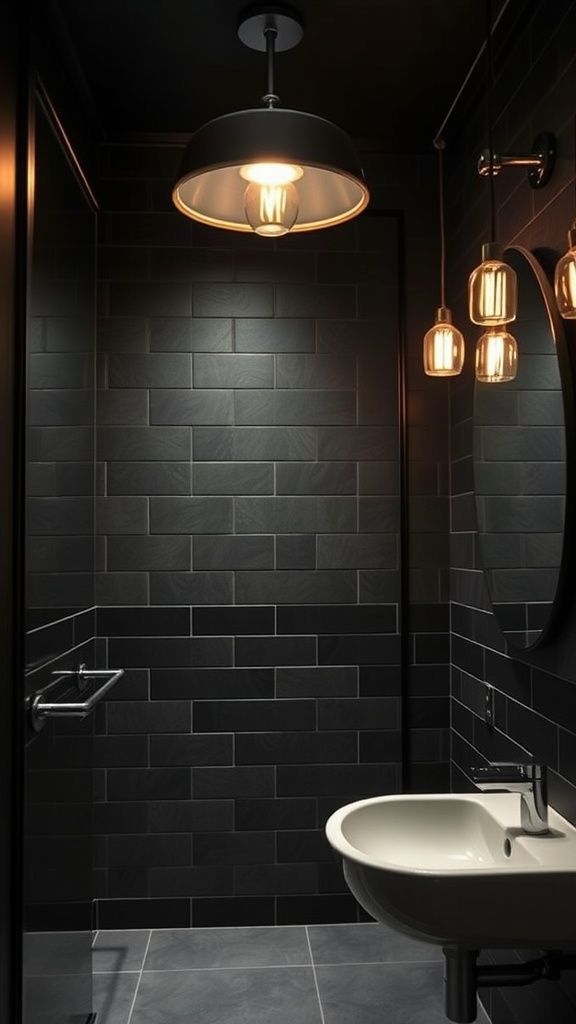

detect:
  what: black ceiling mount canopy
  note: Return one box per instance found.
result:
[237,3,304,53]
[172,2,369,236]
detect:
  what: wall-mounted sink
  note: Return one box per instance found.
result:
[325,792,576,949]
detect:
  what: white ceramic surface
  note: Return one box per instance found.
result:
[325,793,576,948]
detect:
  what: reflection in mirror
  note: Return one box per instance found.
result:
[473,246,571,650]
[26,92,96,631]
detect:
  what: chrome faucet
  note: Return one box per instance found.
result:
[471,762,549,835]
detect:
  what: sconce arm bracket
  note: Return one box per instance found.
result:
[477,131,556,189]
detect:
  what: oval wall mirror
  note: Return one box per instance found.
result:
[473,245,573,650]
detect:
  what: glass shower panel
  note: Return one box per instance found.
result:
[23,87,97,1024]
[23,704,94,1024]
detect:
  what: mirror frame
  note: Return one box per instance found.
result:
[473,244,575,651]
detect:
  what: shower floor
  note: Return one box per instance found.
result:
[93,921,491,1023]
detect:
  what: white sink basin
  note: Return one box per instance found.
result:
[325,792,576,948]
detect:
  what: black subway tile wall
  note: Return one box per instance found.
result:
[94,142,449,927]
[447,2,576,1022]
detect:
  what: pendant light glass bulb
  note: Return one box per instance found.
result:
[475,326,518,382]
[468,242,518,325]
[554,221,576,319]
[244,179,299,236]
[423,307,465,376]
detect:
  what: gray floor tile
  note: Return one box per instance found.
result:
[315,962,450,1024]
[92,971,140,1024]
[143,925,311,970]
[130,966,323,1024]
[24,930,92,976]
[25,973,92,1022]
[307,922,443,964]
[93,930,151,973]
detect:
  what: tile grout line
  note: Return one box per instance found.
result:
[126,928,153,1024]
[130,956,442,974]
[305,925,326,1024]
[130,963,316,973]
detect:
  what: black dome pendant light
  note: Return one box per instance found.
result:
[172,4,370,236]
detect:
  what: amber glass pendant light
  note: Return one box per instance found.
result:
[423,139,465,376]
[468,240,517,325]
[554,115,576,317]
[554,220,576,318]
[468,0,517,328]
[475,326,518,382]
[470,0,518,382]
[554,121,576,319]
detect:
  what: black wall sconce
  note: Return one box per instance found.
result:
[477,131,556,189]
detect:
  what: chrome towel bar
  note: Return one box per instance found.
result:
[30,664,124,731]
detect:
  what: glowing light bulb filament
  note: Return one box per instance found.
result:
[260,184,285,224]
[434,328,452,369]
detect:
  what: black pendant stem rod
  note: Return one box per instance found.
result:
[263,25,279,107]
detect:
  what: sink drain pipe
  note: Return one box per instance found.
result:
[442,947,576,1022]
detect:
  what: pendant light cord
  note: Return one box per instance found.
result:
[433,0,511,145]
[486,0,497,241]
[569,111,573,204]
[434,137,447,309]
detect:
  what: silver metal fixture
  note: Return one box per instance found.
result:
[471,762,549,834]
[477,131,556,189]
[30,664,124,731]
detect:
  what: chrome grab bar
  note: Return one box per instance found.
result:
[30,664,124,731]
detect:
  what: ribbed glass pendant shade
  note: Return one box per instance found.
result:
[554,222,576,319]
[173,108,369,233]
[468,242,518,325]
[475,327,518,382]
[423,307,465,376]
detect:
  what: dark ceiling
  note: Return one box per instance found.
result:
[50,0,505,154]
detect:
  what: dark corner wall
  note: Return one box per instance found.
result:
[92,143,450,929]
[0,4,26,1023]
[446,1,576,1022]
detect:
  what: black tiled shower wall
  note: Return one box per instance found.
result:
[94,140,450,929]
[447,2,576,1022]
